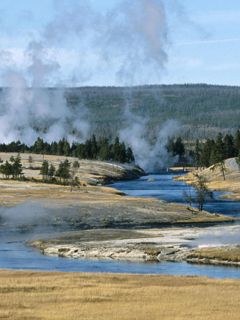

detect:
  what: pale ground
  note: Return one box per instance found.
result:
[0,271,239,320]
[0,152,143,185]
[31,224,240,266]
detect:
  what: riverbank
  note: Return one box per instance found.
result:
[0,152,145,185]
[0,270,239,320]
[0,155,236,270]
[0,162,231,228]
[187,245,240,266]
[30,224,240,266]
[176,157,240,200]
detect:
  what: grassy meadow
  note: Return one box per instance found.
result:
[0,271,239,320]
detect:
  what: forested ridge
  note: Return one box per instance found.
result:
[1,84,239,140]
[65,84,240,139]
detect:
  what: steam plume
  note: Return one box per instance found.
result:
[120,104,180,171]
[0,0,183,169]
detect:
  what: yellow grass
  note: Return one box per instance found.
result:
[189,246,240,263]
[176,158,240,200]
[0,271,239,320]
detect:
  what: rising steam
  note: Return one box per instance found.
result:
[0,0,186,170]
[119,103,180,171]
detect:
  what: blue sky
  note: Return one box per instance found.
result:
[0,0,240,86]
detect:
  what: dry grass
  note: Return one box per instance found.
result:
[189,246,240,263]
[176,158,240,200]
[0,152,139,184]
[0,271,239,320]
[0,172,232,226]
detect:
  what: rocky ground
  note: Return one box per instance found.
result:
[30,224,240,266]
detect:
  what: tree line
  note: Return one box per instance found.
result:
[166,130,240,168]
[0,135,135,164]
[193,130,240,168]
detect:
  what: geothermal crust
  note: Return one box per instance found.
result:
[30,225,240,267]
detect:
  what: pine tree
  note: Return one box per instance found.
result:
[0,161,13,179]
[63,139,70,156]
[11,155,23,179]
[40,161,49,180]
[48,164,56,178]
[223,134,235,159]
[214,133,225,163]
[56,160,71,182]
[194,139,201,168]
[174,137,185,158]
[234,130,240,156]
[126,147,135,163]
[200,139,215,167]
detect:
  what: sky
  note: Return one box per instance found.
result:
[0,0,240,86]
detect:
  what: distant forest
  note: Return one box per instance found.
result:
[64,84,240,139]
[0,84,239,140]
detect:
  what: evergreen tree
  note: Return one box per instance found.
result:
[91,134,98,159]
[223,134,235,158]
[234,130,240,155]
[214,133,225,163]
[194,139,201,167]
[174,137,185,158]
[40,161,49,180]
[48,164,56,178]
[32,138,45,154]
[56,160,71,181]
[0,161,13,179]
[200,139,215,167]
[50,142,58,155]
[62,139,70,156]
[126,147,135,163]
[11,155,23,179]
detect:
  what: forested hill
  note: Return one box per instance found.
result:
[65,84,240,139]
[1,84,240,140]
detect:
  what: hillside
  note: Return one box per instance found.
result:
[65,84,240,139]
[1,84,240,140]
[0,152,144,186]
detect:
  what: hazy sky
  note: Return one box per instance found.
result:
[0,0,240,86]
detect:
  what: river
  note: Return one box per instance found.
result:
[0,173,240,278]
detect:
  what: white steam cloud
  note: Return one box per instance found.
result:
[0,0,188,171]
[120,104,180,171]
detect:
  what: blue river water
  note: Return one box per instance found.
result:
[109,173,240,217]
[0,173,240,278]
